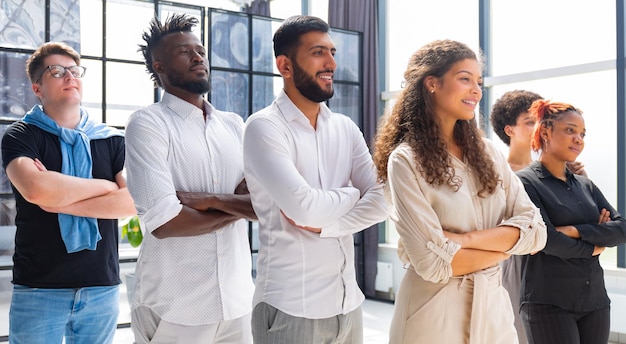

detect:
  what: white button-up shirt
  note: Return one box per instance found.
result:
[243,90,388,319]
[125,92,254,325]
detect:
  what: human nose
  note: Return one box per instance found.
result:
[326,53,337,70]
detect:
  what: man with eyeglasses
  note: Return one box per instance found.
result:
[1,41,136,344]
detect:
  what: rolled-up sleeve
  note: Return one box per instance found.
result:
[388,147,461,284]
[489,143,547,255]
[125,110,182,232]
[499,172,547,255]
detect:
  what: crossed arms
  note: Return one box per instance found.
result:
[6,157,136,219]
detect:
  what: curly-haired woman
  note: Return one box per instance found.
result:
[373,40,547,343]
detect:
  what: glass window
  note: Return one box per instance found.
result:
[386,0,479,93]
[252,17,276,73]
[331,30,360,83]
[251,75,281,115]
[0,0,44,49]
[211,11,250,70]
[79,0,103,56]
[310,0,329,22]
[50,0,81,49]
[491,0,615,75]
[0,52,39,121]
[210,70,249,118]
[328,83,361,126]
[269,0,301,20]
[105,61,155,127]
[80,59,103,123]
[105,0,155,61]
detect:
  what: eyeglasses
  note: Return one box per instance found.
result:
[35,65,87,82]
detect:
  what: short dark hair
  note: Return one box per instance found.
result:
[273,15,329,58]
[26,42,81,83]
[139,13,199,87]
[490,90,542,146]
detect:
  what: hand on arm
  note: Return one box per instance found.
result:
[176,179,257,221]
[40,171,137,219]
[443,226,519,253]
[152,180,255,239]
[449,249,510,276]
[281,210,321,233]
[7,157,119,208]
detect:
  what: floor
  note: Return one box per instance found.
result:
[112,298,395,344]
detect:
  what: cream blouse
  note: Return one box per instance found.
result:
[388,139,546,283]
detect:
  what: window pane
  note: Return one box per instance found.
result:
[80,59,103,123]
[310,0,329,22]
[0,51,39,121]
[105,62,154,127]
[491,0,615,75]
[105,0,155,61]
[210,70,249,118]
[251,75,280,115]
[50,0,80,49]
[79,0,103,56]
[328,83,360,126]
[331,30,359,83]
[386,0,479,92]
[211,11,249,70]
[0,0,44,49]
[252,17,276,73]
[160,5,203,29]
[269,0,301,20]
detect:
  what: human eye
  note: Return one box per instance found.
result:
[68,66,84,78]
[49,65,65,78]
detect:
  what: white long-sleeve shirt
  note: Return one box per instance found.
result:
[243,89,388,319]
[125,92,254,325]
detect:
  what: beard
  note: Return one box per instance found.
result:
[292,60,334,103]
[168,68,211,95]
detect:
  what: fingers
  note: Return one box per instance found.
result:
[598,208,611,224]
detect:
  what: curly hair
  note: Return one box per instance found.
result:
[373,39,499,197]
[490,90,542,146]
[529,99,582,152]
[138,13,199,87]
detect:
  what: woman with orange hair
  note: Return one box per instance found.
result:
[516,99,626,344]
[373,39,547,343]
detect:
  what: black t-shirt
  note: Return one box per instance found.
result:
[1,121,124,288]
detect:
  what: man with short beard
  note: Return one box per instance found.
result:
[243,15,388,344]
[125,13,257,344]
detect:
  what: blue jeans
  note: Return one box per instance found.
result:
[9,284,119,344]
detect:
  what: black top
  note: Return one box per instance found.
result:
[1,121,124,288]
[516,161,626,312]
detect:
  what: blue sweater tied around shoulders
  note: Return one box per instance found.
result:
[23,105,124,253]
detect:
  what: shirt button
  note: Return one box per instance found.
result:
[586,281,590,285]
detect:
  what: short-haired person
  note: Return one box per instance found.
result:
[373,40,547,343]
[517,99,626,344]
[1,41,136,344]
[125,14,256,343]
[243,15,388,344]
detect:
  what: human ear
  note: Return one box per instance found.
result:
[276,55,291,78]
[31,83,43,98]
[153,61,165,74]
[504,125,514,137]
[424,76,437,93]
